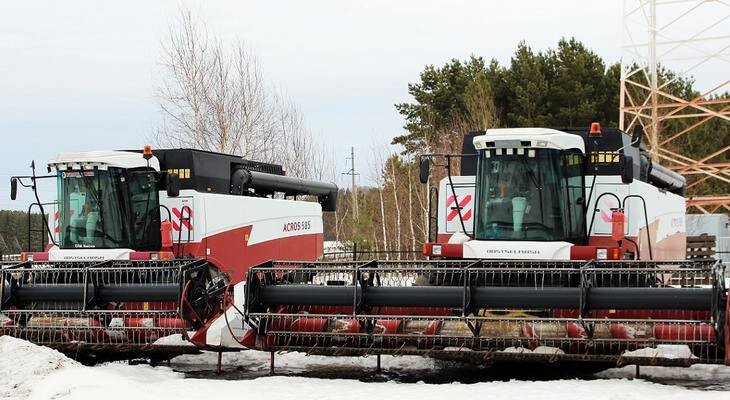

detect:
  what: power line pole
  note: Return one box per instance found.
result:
[342,147,359,221]
[620,0,730,212]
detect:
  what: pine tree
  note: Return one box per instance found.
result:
[550,38,608,127]
[393,56,493,153]
[504,42,553,127]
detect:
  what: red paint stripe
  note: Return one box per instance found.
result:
[461,209,472,221]
[176,226,322,284]
[447,195,472,221]
[171,207,193,230]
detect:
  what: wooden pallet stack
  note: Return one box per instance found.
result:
[686,234,717,260]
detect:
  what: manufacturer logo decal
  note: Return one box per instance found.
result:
[283,220,312,232]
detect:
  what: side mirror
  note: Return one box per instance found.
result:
[166,173,180,197]
[620,155,634,184]
[10,178,17,200]
[631,125,644,148]
[419,158,430,184]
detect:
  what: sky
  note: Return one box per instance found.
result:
[0,1,722,210]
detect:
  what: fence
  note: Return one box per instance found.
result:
[1,254,20,262]
[322,249,425,261]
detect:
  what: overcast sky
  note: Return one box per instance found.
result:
[1,0,709,209]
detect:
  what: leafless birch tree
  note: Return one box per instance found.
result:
[155,8,327,180]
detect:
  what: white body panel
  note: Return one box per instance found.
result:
[587,175,630,236]
[159,190,323,249]
[587,175,686,239]
[46,247,132,262]
[48,150,159,171]
[474,128,585,152]
[438,176,476,236]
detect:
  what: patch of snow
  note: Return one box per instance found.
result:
[598,363,730,382]
[0,336,80,399]
[532,346,565,355]
[152,334,196,346]
[500,346,564,355]
[30,365,729,400]
[442,346,472,352]
[501,346,529,353]
[621,345,696,360]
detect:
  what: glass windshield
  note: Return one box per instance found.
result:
[473,148,585,242]
[56,167,160,250]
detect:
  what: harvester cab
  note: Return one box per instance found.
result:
[422,124,688,262]
[47,149,176,258]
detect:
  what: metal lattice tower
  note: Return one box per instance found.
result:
[620,0,730,213]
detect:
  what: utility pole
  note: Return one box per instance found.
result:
[342,147,359,221]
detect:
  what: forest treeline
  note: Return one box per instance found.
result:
[0,210,47,255]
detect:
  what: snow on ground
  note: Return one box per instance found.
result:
[2,336,730,400]
[599,363,730,389]
[0,336,79,399]
[172,347,438,372]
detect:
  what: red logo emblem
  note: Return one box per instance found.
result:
[446,194,472,222]
[171,207,193,231]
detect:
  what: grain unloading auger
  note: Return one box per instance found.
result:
[243,259,729,366]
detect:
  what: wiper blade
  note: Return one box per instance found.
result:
[519,157,541,190]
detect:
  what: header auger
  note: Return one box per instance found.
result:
[0,258,216,355]
[242,259,727,366]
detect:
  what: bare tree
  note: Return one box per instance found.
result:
[368,144,389,257]
[10,236,22,254]
[377,187,388,258]
[0,233,7,257]
[387,156,402,253]
[407,163,417,251]
[155,8,327,180]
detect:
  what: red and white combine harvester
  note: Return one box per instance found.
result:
[3,147,336,356]
[4,124,729,368]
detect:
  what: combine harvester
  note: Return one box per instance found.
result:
[2,147,337,357]
[3,123,728,369]
[241,123,728,368]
